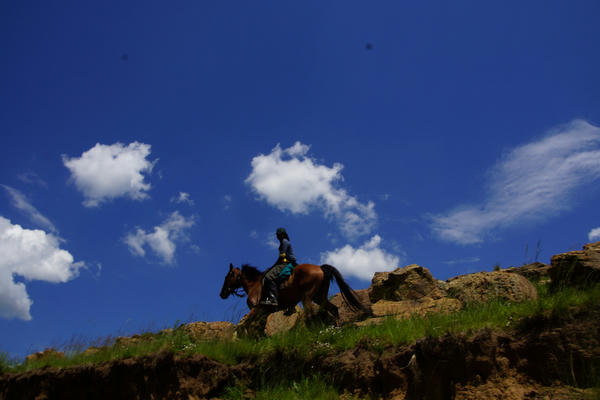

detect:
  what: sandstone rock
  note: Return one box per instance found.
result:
[348,265,463,327]
[25,348,65,363]
[355,297,462,327]
[115,334,145,348]
[446,271,537,304]
[183,321,235,341]
[237,303,341,338]
[330,288,372,324]
[549,241,600,289]
[437,280,449,292]
[504,262,551,281]
[81,346,102,357]
[370,297,462,319]
[235,308,270,338]
[370,265,445,303]
[264,307,303,336]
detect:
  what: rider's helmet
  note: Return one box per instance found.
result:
[276,227,289,240]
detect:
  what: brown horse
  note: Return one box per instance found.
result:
[219,263,367,319]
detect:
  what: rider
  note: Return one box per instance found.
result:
[260,227,298,306]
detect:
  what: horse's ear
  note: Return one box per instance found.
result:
[229,263,233,271]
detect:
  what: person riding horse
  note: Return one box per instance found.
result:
[260,227,297,306]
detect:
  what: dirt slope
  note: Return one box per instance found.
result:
[2,306,598,400]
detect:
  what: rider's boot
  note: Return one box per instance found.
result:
[260,279,278,306]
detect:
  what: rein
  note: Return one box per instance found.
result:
[229,286,246,298]
[228,274,246,297]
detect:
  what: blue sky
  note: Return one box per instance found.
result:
[2,1,600,358]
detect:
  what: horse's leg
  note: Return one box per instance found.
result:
[321,300,339,320]
[302,296,316,320]
[311,270,342,321]
[302,271,325,321]
[311,283,340,324]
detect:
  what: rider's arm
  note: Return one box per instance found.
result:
[278,239,291,264]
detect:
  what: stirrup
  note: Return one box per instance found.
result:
[260,297,278,306]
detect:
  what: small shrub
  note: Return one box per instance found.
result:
[0,352,14,373]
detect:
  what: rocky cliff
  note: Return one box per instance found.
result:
[2,242,599,400]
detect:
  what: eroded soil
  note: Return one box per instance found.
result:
[2,307,599,400]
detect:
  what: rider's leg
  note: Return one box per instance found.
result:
[260,265,284,306]
[261,278,278,306]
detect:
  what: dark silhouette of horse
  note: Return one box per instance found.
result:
[220,263,367,320]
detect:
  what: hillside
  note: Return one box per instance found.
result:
[1,242,600,400]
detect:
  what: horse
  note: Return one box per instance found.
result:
[219,262,367,320]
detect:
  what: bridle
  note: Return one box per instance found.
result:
[226,271,246,298]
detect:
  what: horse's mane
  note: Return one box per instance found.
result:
[241,264,264,281]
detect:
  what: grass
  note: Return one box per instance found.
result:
[3,282,600,378]
[2,281,599,399]
[222,376,356,400]
[0,352,15,374]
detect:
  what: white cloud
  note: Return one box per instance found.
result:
[17,171,47,188]
[589,227,600,242]
[63,142,156,207]
[245,142,377,239]
[2,185,57,233]
[124,212,194,264]
[223,195,232,210]
[285,142,311,157]
[0,216,83,320]
[171,192,194,206]
[265,234,279,249]
[430,120,600,244]
[320,235,400,281]
[442,256,481,265]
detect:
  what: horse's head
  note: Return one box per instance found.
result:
[220,263,245,299]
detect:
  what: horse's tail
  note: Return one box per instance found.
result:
[320,264,367,312]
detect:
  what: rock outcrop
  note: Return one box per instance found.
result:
[369,265,462,321]
[330,288,372,324]
[6,308,600,400]
[25,348,65,364]
[334,265,461,326]
[115,334,151,348]
[368,297,462,322]
[12,242,600,399]
[446,271,538,304]
[334,263,545,328]
[235,309,270,338]
[370,264,445,303]
[183,321,235,341]
[504,262,551,282]
[549,241,600,289]
[264,308,303,336]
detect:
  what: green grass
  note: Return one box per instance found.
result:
[3,282,600,376]
[0,352,15,374]
[222,376,355,400]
